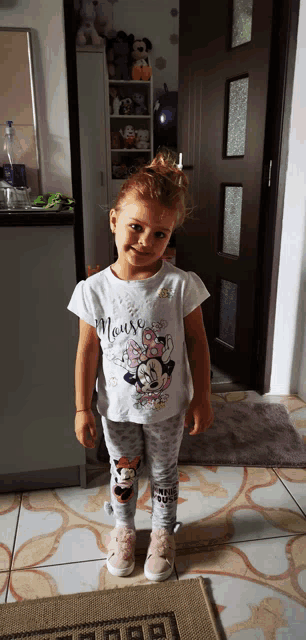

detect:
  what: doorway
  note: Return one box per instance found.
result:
[63,0,301,395]
[176,0,300,395]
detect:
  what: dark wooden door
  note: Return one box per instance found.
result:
[176,0,274,386]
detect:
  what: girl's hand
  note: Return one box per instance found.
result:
[184,399,214,436]
[75,409,97,448]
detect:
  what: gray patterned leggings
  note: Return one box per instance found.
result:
[101,410,186,534]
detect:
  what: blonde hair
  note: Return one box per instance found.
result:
[111,147,195,230]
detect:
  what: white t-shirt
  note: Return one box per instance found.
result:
[67,260,210,424]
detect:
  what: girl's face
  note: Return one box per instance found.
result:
[109,192,177,276]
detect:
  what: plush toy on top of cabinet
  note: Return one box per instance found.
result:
[106,31,135,80]
[76,0,108,47]
[129,36,153,80]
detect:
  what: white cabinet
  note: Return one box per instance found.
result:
[76,46,113,274]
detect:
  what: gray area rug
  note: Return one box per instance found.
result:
[97,402,306,467]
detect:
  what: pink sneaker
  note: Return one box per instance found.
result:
[144,529,176,582]
[105,527,136,577]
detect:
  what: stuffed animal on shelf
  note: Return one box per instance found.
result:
[120,125,137,149]
[132,92,148,115]
[135,128,150,149]
[109,87,121,115]
[110,131,122,149]
[129,157,147,174]
[106,30,134,80]
[112,161,129,179]
[129,36,153,80]
[119,97,134,115]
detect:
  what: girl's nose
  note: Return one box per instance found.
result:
[139,234,154,248]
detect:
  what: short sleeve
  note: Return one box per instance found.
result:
[67,280,96,328]
[183,271,210,318]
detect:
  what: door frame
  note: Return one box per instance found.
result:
[250,0,300,394]
[63,0,301,395]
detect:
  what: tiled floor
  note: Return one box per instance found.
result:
[1,390,306,638]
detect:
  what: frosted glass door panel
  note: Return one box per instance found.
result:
[218,280,238,348]
[231,0,254,48]
[226,77,249,156]
[222,186,243,256]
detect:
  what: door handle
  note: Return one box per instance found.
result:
[176,153,193,171]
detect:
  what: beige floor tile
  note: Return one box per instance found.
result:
[175,535,306,637]
[6,555,177,602]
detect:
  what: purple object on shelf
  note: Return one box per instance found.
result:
[3,164,27,187]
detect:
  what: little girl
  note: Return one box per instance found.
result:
[67,147,214,583]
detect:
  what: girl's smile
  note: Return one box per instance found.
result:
[131,247,151,256]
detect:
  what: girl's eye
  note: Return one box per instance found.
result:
[130,224,165,239]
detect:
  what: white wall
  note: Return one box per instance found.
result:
[0,0,72,195]
[1,0,305,397]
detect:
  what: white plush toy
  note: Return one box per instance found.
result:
[113,96,121,115]
[119,125,137,149]
[135,128,150,149]
[76,0,108,47]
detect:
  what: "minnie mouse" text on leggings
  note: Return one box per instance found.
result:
[152,482,178,504]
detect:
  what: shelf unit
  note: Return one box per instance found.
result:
[104,50,154,210]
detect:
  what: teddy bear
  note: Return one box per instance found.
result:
[135,128,150,149]
[106,31,134,80]
[132,92,148,115]
[129,37,153,80]
[120,124,137,149]
[76,0,108,47]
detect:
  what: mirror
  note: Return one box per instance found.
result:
[0,27,41,198]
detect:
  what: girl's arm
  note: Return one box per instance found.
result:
[184,305,212,402]
[75,319,100,411]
